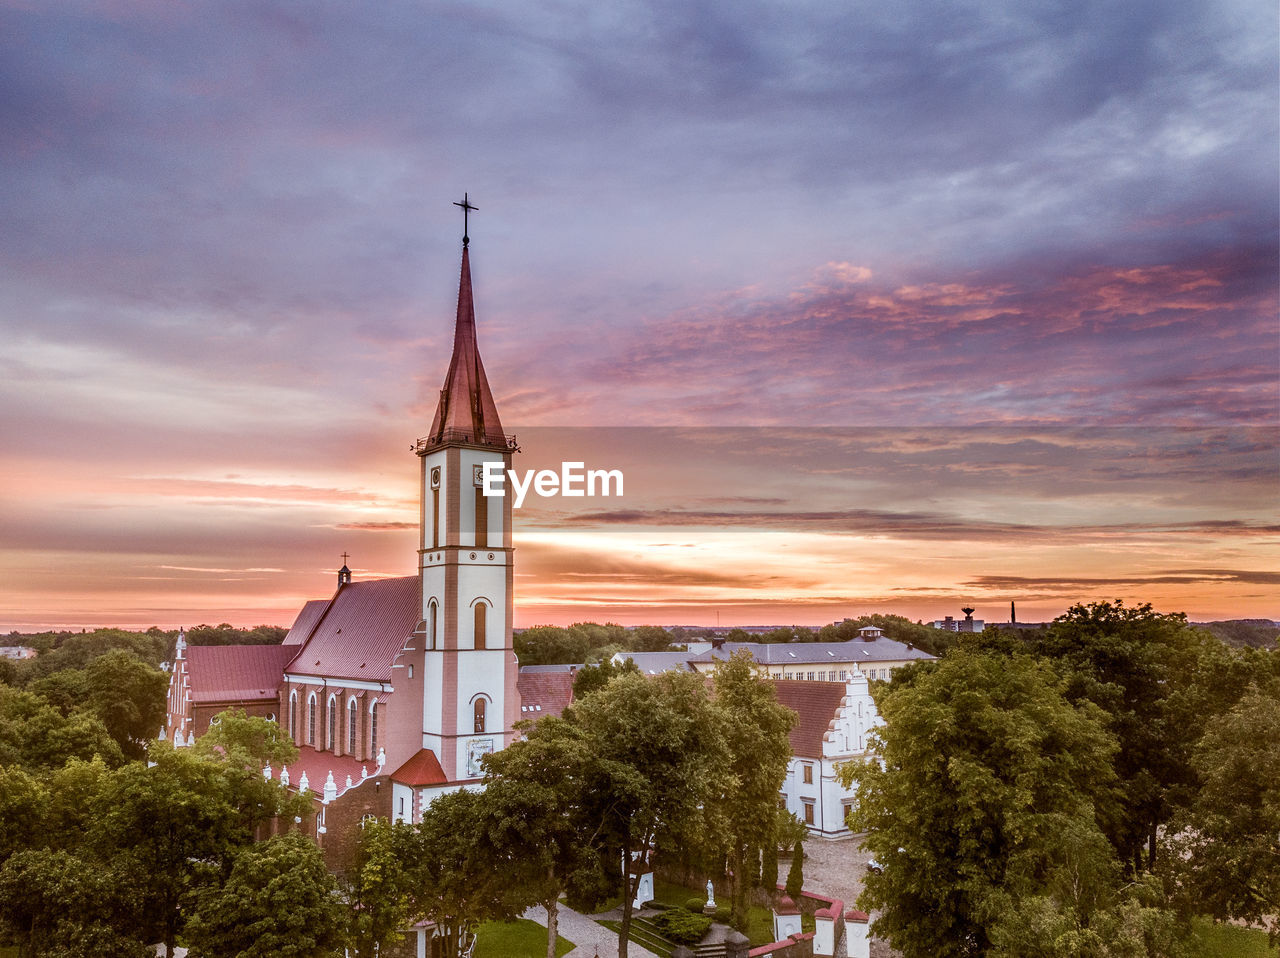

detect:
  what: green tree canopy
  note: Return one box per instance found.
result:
[185,833,347,958]
[842,646,1122,958]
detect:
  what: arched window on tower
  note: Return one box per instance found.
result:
[474,602,487,650]
[474,697,487,734]
[327,695,337,751]
[347,698,357,754]
[428,600,438,651]
[307,693,317,745]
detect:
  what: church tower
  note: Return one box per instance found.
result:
[409,201,519,782]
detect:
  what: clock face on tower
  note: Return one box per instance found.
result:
[431,467,441,489]
[473,464,484,486]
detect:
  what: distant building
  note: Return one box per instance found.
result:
[0,646,37,660]
[933,607,984,632]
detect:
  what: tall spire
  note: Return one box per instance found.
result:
[425,224,506,449]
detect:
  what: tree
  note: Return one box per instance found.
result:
[1033,601,1211,874]
[482,717,598,958]
[401,789,526,958]
[345,819,415,958]
[785,841,804,902]
[0,848,151,958]
[567,669,730,958]
[84,649,168,759]
[841,646,1121,958]
[571,655,639,699]
[1167,685,1280,936]
[93,745,247,956]
[0,686,125,770]
[193,709,308,832]
[709,650,795,927]
[0,764,46,865]
[185,833,347,958]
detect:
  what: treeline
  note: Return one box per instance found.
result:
[845,600,1280,957]
[513,613,949,665]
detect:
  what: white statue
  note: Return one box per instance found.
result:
[706,879,715,908]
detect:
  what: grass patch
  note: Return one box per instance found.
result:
[1189,919,1277,958]
[474,918,574,958]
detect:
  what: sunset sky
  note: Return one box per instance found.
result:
[2,0,1276,632]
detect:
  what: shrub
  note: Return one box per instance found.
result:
[685,897,706,913]
[653,909,712,945]
[715,906,732,924]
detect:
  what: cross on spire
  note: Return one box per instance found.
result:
[453,193,478,247]
[341,552,350,566]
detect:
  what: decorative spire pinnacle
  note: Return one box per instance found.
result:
[422,214,507,450]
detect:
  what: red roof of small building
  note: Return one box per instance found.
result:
[186,644,295,703]
[285,577,419,683]
[283,599,329,646]
[391,748,448,786]
[517,668,575,721]
[771,680,846,759]
[425,246,506,447]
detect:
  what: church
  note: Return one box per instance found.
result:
[162,212,562,856]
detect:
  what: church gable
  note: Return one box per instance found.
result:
[283,599,330,646]
[285,577,419,684]
[188,644,295,704]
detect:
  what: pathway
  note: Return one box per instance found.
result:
[524,902,662,958]
[785,835,899,958]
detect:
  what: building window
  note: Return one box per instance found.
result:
[803,764,813,785]
[474,698,487,734]
[289,693,297,740]
[474,602,487,650]
[347,699,357,754]
[308,694,316,745]
[370,703,378,756]
[427,600,438,651]
[327,695,337,751]
[807,671,815,681]
[408,664,414,679]
[803,801,815,825]
[840,670,847,681]
[475,488,488,547]
[817,671,826,682]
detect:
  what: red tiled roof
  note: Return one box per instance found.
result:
[283,599,329,646]
[391,748,448,786]
[285,577,419,683]
[284,745,372,792]
[517,669,574,720]
[186,644,294,703]
[771,680,846,758]
[426,246,506,446]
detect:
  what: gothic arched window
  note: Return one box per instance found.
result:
[474,602,487,650]
[327,695,337,751]
[307,693,317,745]
[347,698,357,754]
[474,697,487,734]
[428,599,438,651]
[370,702,379,756]
[289,692,297,741]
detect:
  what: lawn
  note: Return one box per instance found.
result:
[1189,919,1277,958]
[474,918,574,958]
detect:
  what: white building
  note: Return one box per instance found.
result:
[774,670,883,837]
